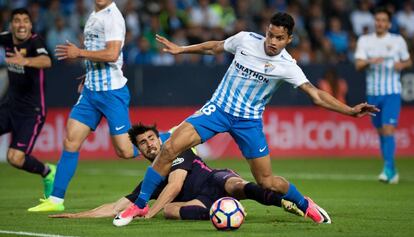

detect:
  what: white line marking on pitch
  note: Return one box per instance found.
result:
[0,230,80,237]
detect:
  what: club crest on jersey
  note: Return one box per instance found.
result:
[264,62,275,73]
[19,48,27,56]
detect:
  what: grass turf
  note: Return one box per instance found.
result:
[1,157,414,237]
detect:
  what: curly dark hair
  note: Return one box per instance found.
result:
[128,123,159,148]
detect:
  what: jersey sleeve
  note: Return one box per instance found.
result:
[354,37,367,60]
[104,14,125,42]
[283,63,309,88]
[0,32,9,45]
[31,35,50,56]
[223,31,248,54]
[397,36,410,61]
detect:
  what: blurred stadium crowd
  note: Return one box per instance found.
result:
[0,0,414,66]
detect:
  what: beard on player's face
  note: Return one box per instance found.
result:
[137,133,162,162]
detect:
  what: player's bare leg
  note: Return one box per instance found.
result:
[152,122,202,176]
[247,155,289,193]
[111,133,136,159]
[63,119,91,152]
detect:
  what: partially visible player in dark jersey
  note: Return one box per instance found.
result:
[50,124,303,220]
[0,8,55,198]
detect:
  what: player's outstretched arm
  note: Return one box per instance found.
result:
[55,40,122,62]
[299,82,379,118]
[48,197,132,218]
[144,169,188,219]
[5,47,51,68]
[156,34,224,55]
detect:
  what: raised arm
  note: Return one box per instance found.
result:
[299,82,379,117]
[55,40,122,62]
[144,169,188,219]
[156,34,224,55]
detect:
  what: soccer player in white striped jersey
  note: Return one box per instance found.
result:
[28,0,139,212]
[116,12,379,225]
[355,7,412,184]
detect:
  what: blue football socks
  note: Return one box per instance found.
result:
[380,135,396,174]
[135,166,165,208]
[51,150,79,198]
[282,183,308,212]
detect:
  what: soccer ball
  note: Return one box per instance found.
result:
[209,197,246,231]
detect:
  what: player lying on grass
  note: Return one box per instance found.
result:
[49,123,303,221]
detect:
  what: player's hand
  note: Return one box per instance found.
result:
[5,47,29,66]
[55,40,81,60]
[368,57,384,64]
[350,102,380,118]
[394,61,405,71]
[156,34,182,54]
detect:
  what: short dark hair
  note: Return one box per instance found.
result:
[374,7,392,21]
[128,123,159,148]
[11,8,32,22]
[270,12,295,35]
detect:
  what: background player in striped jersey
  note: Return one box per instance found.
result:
[355,7,412,184]
[117,12,379,225]
[0,8,55,198]
[29,0,139,212]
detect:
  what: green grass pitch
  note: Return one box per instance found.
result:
[1,157,414,237]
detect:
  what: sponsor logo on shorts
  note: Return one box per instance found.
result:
[17,142,26,147]
[172,157,184,166]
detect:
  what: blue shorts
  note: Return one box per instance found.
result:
[367,94,401,128]
[70,86,131,135]
[186,102,269,159]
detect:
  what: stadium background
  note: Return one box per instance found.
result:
[1,0,414,160]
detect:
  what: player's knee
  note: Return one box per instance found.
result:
[256,177,273,190]
[161,141,180,162]
[63,137,82,152]
[381,127,395,136]
[115,147,133,159]
[225,178,246,197]
[7,152,25,167]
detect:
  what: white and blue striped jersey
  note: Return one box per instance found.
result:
[210,31,309,119]
[355,32,410,96]
[83,2,126,91]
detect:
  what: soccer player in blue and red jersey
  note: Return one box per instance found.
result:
[117,12,379,225]
[0,8,55,198]
[355,7,412,184]
[29,0,139,212]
